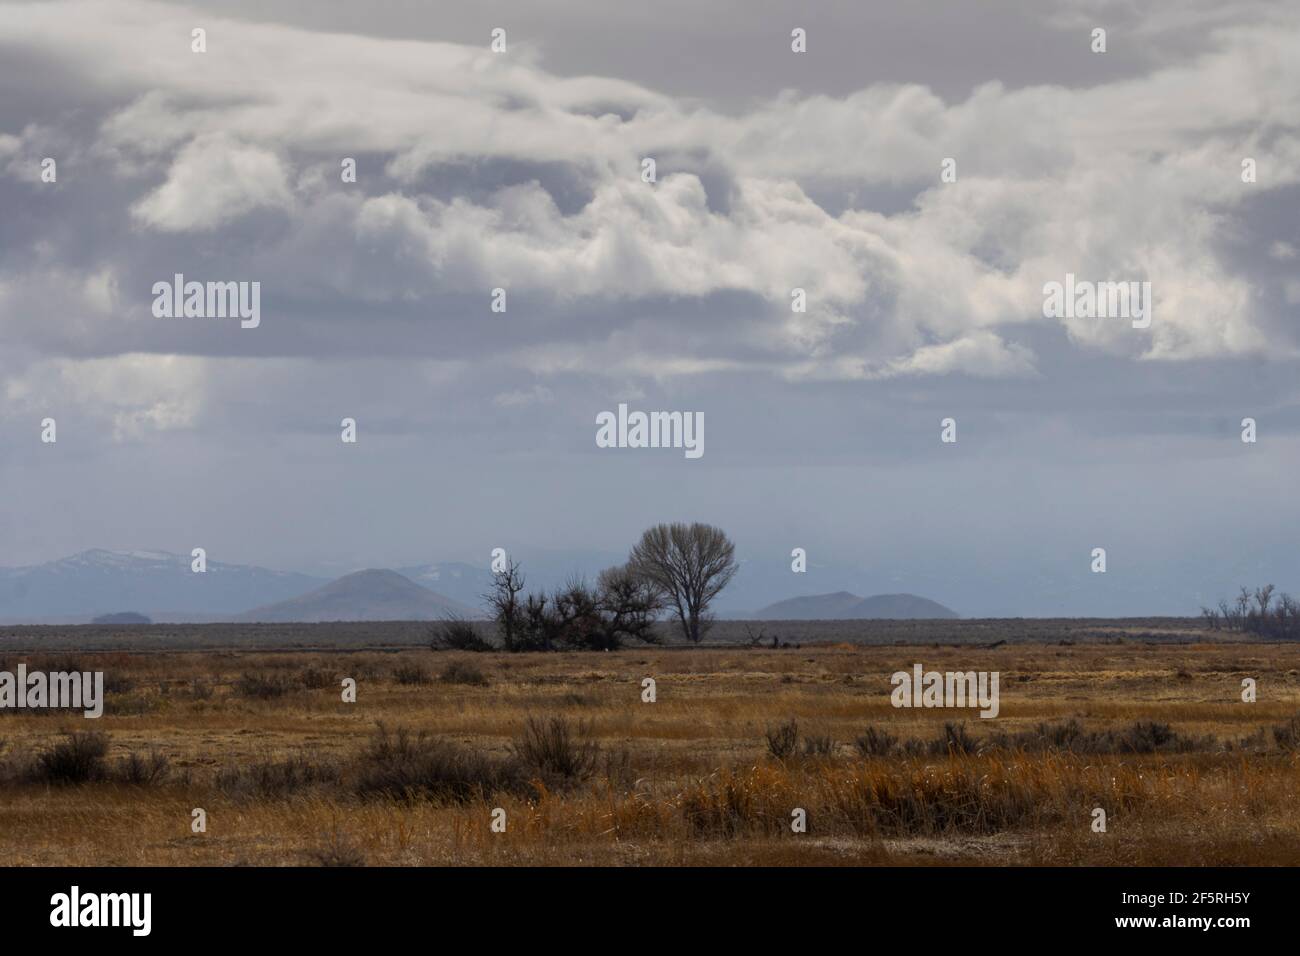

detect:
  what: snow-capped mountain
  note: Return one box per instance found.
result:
[0,549,327,622]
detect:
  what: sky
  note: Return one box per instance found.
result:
[1,0,1298,616]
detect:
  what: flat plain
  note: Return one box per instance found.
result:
[1,619,1297,866]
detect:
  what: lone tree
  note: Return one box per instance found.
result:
[628,522,737,644]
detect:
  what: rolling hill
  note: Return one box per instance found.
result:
[237,569,480,622]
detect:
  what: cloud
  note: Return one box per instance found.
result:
[882,332,1040,379]
[131,133,293,230]
[0,0,1298,396]
[2,353,205,440]
[493,384,554,408]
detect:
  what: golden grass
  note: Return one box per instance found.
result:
[1,642,1299,865]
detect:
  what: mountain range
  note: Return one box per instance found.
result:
[0,549,324,622]
[754,591,959,620]
[0,549,970,624]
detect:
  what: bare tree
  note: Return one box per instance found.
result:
[595,564,664,647]
[550,577,600,650]
[1208,585,1300,639]
[1279,594,1300,637]
[628,522,738,643]
[1254,584,1275,615]
[484,559,527,652]
[1235,587,1252,626]
[486,562,667,652]
[1218,598,1239,631]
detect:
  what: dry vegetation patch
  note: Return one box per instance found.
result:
[1,641,1298,865]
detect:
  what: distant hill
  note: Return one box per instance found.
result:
[752,591,866,619]
[91,611,152,625]
[0,549,328,623]
[0,548,622,624]
[238,569,480,622]
[852,593,959,619]
[755,591,959,620]
[395,562,494,612]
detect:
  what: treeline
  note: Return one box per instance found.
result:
[1202,584,1300,638]
[431,522,738,652]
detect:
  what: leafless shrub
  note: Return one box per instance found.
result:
[429,617,493,652]
[936,722,978,756]
[235,673,296,700]
[115,749,171,786]
[216,756,341,800]
[28,731,109,784]
[1112,720,1177,753]
[306,831,367,867]
[391,663,431,686]
[802,732,836,757]
[983,718,1208,755]
[854,726,898,757]
[764,719,799,759]
[1271,715,1300,751]
[1031,718,1085,750]
[513,716,599,782]
[439,661,489,687]
[354,723,527,802]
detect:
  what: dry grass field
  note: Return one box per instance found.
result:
[3,637,1299,866]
